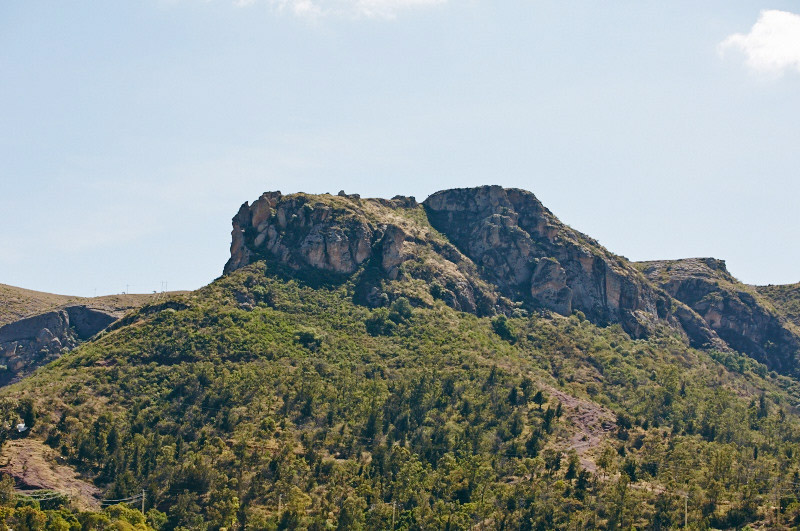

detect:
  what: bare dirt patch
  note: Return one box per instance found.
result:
[544,385,617,472]
[0,438,101,510]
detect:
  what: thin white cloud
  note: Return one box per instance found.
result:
[238,0,445,19]
[719,10,800,76]
[351,0,446,19]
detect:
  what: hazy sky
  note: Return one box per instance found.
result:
[2,1,799,296]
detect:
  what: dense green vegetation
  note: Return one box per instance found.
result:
[0,475,157,530]
[5,263,800,529]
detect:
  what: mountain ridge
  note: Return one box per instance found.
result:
[3,185,800,528]
[224,185,799,376]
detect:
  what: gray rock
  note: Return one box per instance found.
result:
[0,306,117,386]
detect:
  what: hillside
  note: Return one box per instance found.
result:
[0,285,183,386]
[2,186,800,529]
[0,283,157,327]
[6,264,800,529]
[758,282,800,329]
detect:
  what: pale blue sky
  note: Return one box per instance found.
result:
[1,1,799,296]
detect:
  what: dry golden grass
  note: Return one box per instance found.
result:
[0,283,188,327]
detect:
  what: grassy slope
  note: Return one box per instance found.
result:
[0,284,83,326]
[5,264,800,529]
[0,283,186,326]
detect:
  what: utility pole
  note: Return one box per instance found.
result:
[141,489,145,515]
[684,492,688,528]
[278,493,282,517]
[391,501,396,530]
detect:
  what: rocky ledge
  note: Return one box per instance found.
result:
[0,306,117,385]
[640,258,800,374]
[224,186,723,347]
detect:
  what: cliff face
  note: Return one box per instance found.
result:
[423,186,678,338]
[640,258,800,374]
[225,191,503,314]
[0,306,117,385]
[224,186,717,343]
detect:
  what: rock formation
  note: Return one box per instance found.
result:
[422,186,680,337]
[223,186,719,345]
[0,306,117,385]
[640,258,800,374]
[224,191,503,314]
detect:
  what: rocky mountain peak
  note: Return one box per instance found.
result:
[224,186,722,346]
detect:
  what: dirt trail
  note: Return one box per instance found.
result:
[0,438,101,510]
[543,385,617,472]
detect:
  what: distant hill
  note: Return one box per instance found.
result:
[638,258,800,375]
[2,186,800,529]
[0,285,184,385]
[0,283,157,327]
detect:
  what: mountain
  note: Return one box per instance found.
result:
[0,287,178,386]
[758,281,800,328]
[2,186,800,529]
[638,258,800,375]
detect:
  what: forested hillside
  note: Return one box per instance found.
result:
[3,263,800,529]
[2,187,800,530]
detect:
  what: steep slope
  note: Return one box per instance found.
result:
[639,258,800,375]
[758,282,800,328]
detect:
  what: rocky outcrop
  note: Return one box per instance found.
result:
[225,192,373,276]
[640,258,800,374]
[224,187,723,346]
[423,186,693,339]
[0,306,117,385]
[224,191,503,315]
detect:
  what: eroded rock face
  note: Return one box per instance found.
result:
[530,257,572,315]
[227,187,755,352]
[640,258,800,374]
[423,186,672,338]
[0,306,117,385]
[225,192,374,276]
[223,192,502,315]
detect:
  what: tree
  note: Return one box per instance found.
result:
[337,496,366,530]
